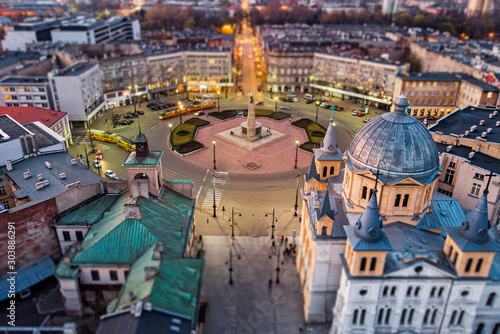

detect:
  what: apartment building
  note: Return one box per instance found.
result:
[146,51,185,99]
[311,53,409,109]
[49,62,105,126]
[0,76,54,109]
[394,72,499,118]
[184,48,232,94]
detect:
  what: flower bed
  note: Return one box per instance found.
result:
[176,141,204,154]
[291,118,326,152]
[170,117,211,154]
[184,118,210,127]
[208,110,238,120]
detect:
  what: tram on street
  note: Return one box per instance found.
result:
[159,100,216,120]
[86,130,136,152]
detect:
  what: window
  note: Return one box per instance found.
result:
[449,310,457,325]
[360,257,367,271]
[431,309,438,325]
[395,194,401,207]
[475,323,485,334]
[408,309,414,324]
[400,308,407,325]
[486,292,496,306]
[75,231,84,241]
[444,169,455,183]
[407,286,413,297]
[438,188,453,196]
[474,173,484,180]
[91,270,100,281]
[322,166,327,177]
[124,270,129,279]
[424,309,430,324]
[382,286,389,297]
[471,183,481,197]
[378,308,384,325]
[457,310,464,325]
[360,309,366,325]
[370,258,377,271]
[465,258,473,272]
[362,186,368,199]
[0,186,6,195]
[430,287,436,297]
[402,194,409,207]
[475,258,483,272]
[449,161,456,168]
[330,166,334,175]
[321,226,327,236]
[414,287,420,297]
[352,309,358,324]
[110,270,118,281]
[1,201,9,209]
[62,231,71,241]
[390,287,396,296]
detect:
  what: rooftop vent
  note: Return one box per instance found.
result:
[470,125,477,132]
[23,170,31,179]
[5,160,12,171]
[45,161,51,169]
[479,120,485,125]
[465,130,470,136]
[469,151,475,159]
[35,182,45,190]
[487,128,492,134]
[71,158,77,165]
[59,172,66,179]
[489,114,494,119]
[494,110,498,116]
[446,145,453,152]
[482,131,487,138]
[43,180,49,186]
[37,173,43,181]
[496,121,500,127]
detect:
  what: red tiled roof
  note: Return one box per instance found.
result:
[0,106,67,127]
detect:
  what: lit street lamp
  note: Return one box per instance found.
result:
[294,139,299,169]
[274,96,278,113]
[315,101,320,123]
[293,173,302,217]
[228,207,242,241]
[265,207,277,239]
[212,140,216,170]
[178,102,183,124]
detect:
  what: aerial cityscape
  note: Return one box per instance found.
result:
[0,0,499,332]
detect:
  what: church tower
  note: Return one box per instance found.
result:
[123,130,164,198]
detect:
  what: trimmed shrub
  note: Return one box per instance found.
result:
[292,118,326,146]
[255,109,273,117]
[291,118,312,128]
[208,110,237,120]
[171,123,196,147]
[300,142,321,152]
[176,141,204,154]
[185,117,210,127]
[268,111,290,120]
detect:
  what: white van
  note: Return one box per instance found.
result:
[202,94,213,100]
[305,94,314,100]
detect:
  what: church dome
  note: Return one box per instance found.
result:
[346,96,439,181]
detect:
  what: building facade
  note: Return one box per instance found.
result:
[0,76,54,109]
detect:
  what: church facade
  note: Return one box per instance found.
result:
[296,96,500,333]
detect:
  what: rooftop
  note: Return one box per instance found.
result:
[23,122,64,149]
[0,114,31,141]
[3,152,103,207]
[0,107,67,128]
[404,72,459,82]
[429,105,500,144]
[436,143,500,174]
[0,76,48,84]
[123,151,163,167]
[56,62,96,77]
[0,51,42,69]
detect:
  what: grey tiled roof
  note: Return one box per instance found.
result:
[444,226,500,252]
[417,193,465,230]
[344,225,393,251]
[305,157,321,182]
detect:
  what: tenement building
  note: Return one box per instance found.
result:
[296,96,500,332]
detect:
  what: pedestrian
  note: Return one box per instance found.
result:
[299,324,303,332]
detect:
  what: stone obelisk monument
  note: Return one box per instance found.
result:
[241,96,262,139]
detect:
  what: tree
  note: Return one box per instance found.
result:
[184,19,196,29]
[440,22,457,36]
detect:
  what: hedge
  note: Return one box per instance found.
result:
[208,110,238,120]
[176,140,204,154]
[170,117,210,154]
[291,118,326,152]
[184,117,210,127]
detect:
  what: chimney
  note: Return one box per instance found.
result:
[5,160,12,171]
[446,145,453,152]
[144,266,158,280]
[479,120,485,126]
[487,128,492,133]
[469,151,475,159]
[153,242,163,260]
[124,203,142,220]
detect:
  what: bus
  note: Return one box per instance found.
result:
[86,130,136,152]
[159,100,216,120]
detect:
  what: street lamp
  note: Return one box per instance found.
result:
[211,172,220,218]
[178,102,183,124]
[228,207,242,241]
[276,243,281,284]
[227,247,241,285]
[315,101,320,123]
[265,207,277,239]
[294,139,299,169]
[274,96,278,113]
[217,91,220,113]
[293,173,302,216]
[212,140,216,170]
[176,88,179,95]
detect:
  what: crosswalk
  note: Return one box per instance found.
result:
[200,171,228,209]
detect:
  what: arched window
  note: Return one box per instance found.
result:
[330,166,335,175]
[370,258,377,271]
[377,308,385,325]
[395,194,402,207]
[475,323,485,334]
[321,226,328,236]
[385,308,391,325]
[402,194,410,207]
[493,323,500,334]
[390,286,396,296]
[408,309,415,324]
[475,258,483,272]
[448,245,453,256]
[323,166,327,177]
[360,257,367,271]
[430,287,436,297]
[382,286,389,297]
[457,310,465,325]
[352,309,359,324]
[400,308,407,325]
[465,258,473,272]
[362,186,368,199]
[423,309,430,325]
[438,287,445,297]
[414,287,420,297]
[369,188,374,199]
[486,293,496,307]
[406,286,413,297]
[449,310,457,325]
[431,309,438,325]
[360,309,366,325]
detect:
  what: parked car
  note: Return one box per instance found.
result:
[280,106,290,110]
[93,159,101,168]
[95,150,103,159]
[306,99,314,104]
[147,102,156,108]
[194,111,205,116]
[157,100,164,104]
[288,98,294,102]
[334,106,344,111]
[137,110,145,115]
[320,102,328,108]
[352,111,359,116]
[119,120,131,125]
[357,112,365,117]
[281,97,288,102]
[124,114,134,119]
[127,111,138,117]
[104,170,117,179]
[256,101,264,105]
[257,85,261,92]
[112,114,121,121]
[292,97,298,103]
[364,118,371,123]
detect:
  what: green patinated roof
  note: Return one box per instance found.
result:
[54,195,119,226]
[72,218,158,265]
[122,151,163,167]
[55,258,79,280]
[109,245,159,313]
